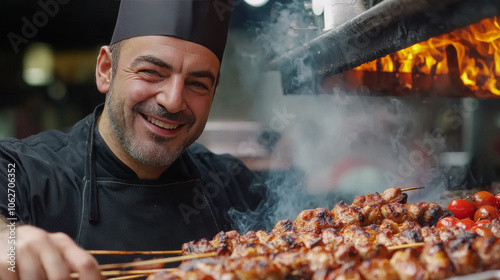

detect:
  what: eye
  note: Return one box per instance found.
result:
[189,81,209,90]
[138,69,162,77]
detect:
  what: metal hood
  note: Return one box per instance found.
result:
[266,0,500,95]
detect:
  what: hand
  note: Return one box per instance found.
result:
[0,224,102,280]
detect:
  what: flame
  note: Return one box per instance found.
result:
[355,17,500,95]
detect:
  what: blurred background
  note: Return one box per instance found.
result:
[0,0,285,138]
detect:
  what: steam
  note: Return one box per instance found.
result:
[226,1,468,234]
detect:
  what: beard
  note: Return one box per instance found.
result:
[105,83,196,167]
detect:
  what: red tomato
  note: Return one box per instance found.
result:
[436,216,459,228]
[495,193,500,208]
[473,205,500,222]
[456,219,476,230]
[448,199,475,219]
[471,226,494,237]
[472,191,497,209]
[476,219,492,227]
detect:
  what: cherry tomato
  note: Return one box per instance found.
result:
[456,219,476,230]
[476,219,492,227]
[448,199,475,219]
[495,193,500,208]
[471,226,494,237]
[472,191,497,209]
[473,205,500,222]
[436,216,459,228]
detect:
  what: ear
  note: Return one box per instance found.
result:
[95,46,113,94]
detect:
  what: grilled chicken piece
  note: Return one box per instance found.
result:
[419,226,442,243]
[322,262,363,280]
[334,245,361,265]
[398,229,424,243]
[445,235,481,275]
[355,243,390,261]
[298,232,324,249]
[307,246,339,272]
[321,228,344,249]
[436,226,464,243]
[225,255,283,280]
[255,230,274,244]
[360,203,384,225]
[358,258,399,280]
[381,203,447,227]
[331,202,366,228]
[209,230,244,254]
[272,219,295,236]
[341,224,378,245]
[406,202,430,224]
[270,233,304,252]
[390,249,429,280]
[230,243,273,258]
[147,257,224,280]
[472,236,500,270]
[241,230,260,244]
[380,187,408,204]
[351,191,386,207]
[379,219,401,234]
[420,243,454,280]
[182,238,215,255]
[272,250,312,278]
[294,208,339,234]
[381,203,410,224]
[421,202,446,227]
[351,187,407,207]
[489,219,500,238]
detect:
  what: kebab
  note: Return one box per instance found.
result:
[96,187,500,279]
[182,216,500,260]
[147,234,500,280]
[183,196,452,255]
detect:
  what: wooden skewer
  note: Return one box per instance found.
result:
[387,242,425,251]
[106,275,148,280]
[70,253,213,279]
[87,250,183,255]
[99,252,216,270]
[401,187,425,192]
[71,268,175,278]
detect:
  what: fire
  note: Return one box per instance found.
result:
[355,17,500,95]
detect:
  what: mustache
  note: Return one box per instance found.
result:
[133,102,195,125]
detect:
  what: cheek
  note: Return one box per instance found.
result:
[190,97,213,123]
[119,81,157,106]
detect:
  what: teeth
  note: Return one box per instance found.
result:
[146,116,179,130]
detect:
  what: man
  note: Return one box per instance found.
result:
[0,0,264,279]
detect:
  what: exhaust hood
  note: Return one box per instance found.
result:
[266,0,500,96]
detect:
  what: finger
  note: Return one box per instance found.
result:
[38,239,70,280]
[0,264,20,280]
[17,246,46,280]
[65,249,101,280]
[0,229,19,280]
[52,233,101,280]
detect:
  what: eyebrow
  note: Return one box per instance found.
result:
[131,55,216,86]
[190,70,216,87]
[130,55,171,70]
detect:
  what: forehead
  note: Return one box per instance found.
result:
[118,35,221,71]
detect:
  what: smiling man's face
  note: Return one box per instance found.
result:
[95,35,220,176]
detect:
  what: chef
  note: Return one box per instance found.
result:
[0,0,265,279]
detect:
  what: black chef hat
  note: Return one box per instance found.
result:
[110,0,234,62]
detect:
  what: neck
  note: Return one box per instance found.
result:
[96,109,169,180]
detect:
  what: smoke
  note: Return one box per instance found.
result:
[226,1,468,234]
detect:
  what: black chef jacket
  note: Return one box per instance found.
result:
[0,105,265,265]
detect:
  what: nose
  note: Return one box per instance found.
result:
[155,77,187,113]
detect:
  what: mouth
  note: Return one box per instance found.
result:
[144,115,180,130]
